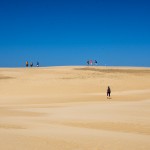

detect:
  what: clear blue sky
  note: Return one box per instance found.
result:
[0,0,150,67]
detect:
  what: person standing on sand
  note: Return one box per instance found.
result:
[37,61,39,67]
[26,61,28,67]
[94,60,97,65]
[90,60,93,66]
[107,86,111,98]
[87,60,89,66]
[30,62,33,67]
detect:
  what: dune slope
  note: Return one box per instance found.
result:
[0,66,150,150]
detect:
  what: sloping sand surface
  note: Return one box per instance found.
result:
[0,66,150,150]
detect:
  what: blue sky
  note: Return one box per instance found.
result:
[0,0,150,67]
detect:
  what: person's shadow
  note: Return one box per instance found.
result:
[107,97,112,99]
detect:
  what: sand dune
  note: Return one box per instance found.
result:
[0,66,150,150]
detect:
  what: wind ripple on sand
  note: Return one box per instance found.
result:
[53,121,150,135]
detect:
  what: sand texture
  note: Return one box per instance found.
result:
[0,66,150,150]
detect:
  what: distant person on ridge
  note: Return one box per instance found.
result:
[90,60,93,66]
[94,60,98,65]
[26,61,28,67]
[30,62,33,67]
[107,86,111,99]
[37,61,39,67]
[87,60,89,66]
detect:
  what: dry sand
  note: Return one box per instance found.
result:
[0,66,150,150]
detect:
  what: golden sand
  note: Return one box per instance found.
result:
[0,66,150,150]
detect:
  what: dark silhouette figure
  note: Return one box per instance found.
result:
[94,60,98,65]
[107,86,111,98]
[26,61,28,67]
[37,62,39,67]
[87,60,89,66]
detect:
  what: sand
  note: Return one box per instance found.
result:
[0,66,150,150]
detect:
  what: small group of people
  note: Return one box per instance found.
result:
[26,61,39,67]
[87,60,98,66]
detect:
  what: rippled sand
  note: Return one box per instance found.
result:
[0,66,150,150]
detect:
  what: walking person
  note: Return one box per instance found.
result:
[107,86,111,99]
